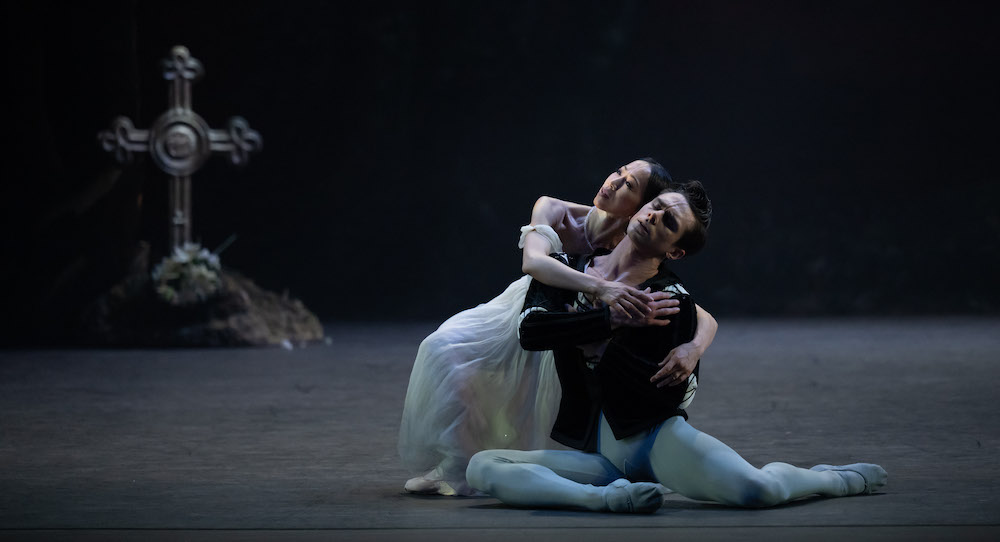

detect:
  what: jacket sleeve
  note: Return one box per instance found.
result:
[517,255,613,351]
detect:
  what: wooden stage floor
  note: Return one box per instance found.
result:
[2,318,998,540]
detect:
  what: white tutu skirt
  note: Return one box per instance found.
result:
[398,275,563,490]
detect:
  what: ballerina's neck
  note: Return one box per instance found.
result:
[585,207,628,250]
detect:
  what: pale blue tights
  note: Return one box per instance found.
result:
[467,414,879,511]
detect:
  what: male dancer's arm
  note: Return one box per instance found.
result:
[519,265,677,352]
[518,270,612,351]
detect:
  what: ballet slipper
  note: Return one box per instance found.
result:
[810,463,888,495]
[405,466,454,495]
[405,465,479,496]
[602,478,664,513]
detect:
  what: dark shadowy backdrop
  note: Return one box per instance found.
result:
[3,1,998,343]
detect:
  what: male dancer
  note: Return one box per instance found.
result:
[466,182,887,512]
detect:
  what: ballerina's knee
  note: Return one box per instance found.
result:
[419,330,456,358]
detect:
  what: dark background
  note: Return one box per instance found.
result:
[3,0,998,343]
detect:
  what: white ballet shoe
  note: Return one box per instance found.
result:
[602,478,664,514]
[404,465,484,496]
[810,463,888,495]
[404,475,458,495]
[404,466,460,496]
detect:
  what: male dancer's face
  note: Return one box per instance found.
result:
[625,192,695,260]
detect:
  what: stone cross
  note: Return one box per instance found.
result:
[99,45,262,250]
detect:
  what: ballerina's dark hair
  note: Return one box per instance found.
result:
[638,157,674,205]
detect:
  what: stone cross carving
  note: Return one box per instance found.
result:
[99,45,262,250]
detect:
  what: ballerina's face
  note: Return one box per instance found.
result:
[593,160,652,216]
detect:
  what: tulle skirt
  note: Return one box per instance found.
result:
[398,275,563,490]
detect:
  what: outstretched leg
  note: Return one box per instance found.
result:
[466,449,664,513]
[648,417,886,507]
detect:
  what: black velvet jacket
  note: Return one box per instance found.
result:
[518,252,699,453]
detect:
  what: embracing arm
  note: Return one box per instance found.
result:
[651,303,718,388]
[522,230,602,293]
[519,265,681,351]
[692,304,719,356]
[518,273,612,351]
[521,197,651,318]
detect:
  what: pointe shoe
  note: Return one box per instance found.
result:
[603,478,664,514]
[405,463,478,496]
[811,463,888,495]
[404,474,458,496]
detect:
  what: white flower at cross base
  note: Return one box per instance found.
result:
[151,242,224,306]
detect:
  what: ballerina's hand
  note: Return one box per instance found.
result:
[609,288,680,328]
[651,341,701,388]
[596,281,657,320]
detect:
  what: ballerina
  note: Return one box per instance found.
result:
[399,158,718,495]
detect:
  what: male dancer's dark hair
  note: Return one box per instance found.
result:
[668,180,712,257]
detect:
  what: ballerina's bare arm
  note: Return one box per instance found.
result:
[520,196,656,319]
[650,303,718,388]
